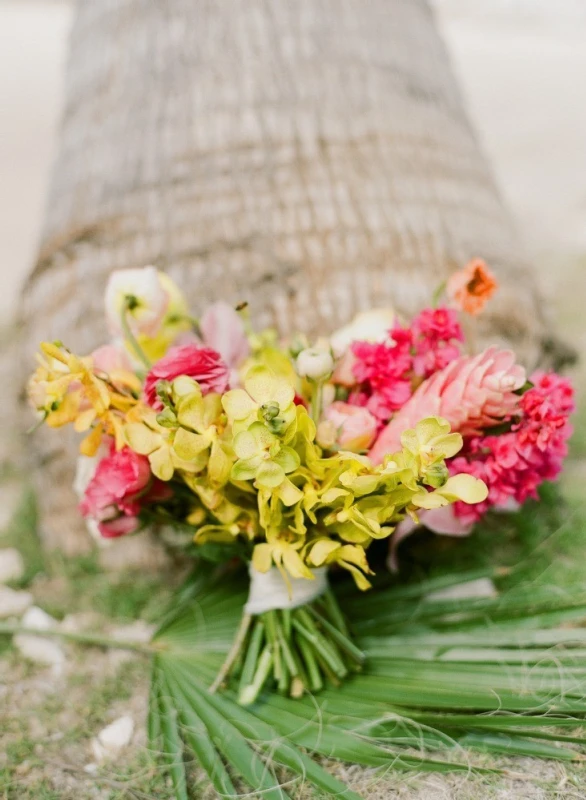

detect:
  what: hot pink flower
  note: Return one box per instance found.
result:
[370,347,526,462]
[144,345,229,409]
[80,446,169,538]
[317,401,378,452]
[448,372,574,524]
[350,333,414,421]
[411,307,463,378]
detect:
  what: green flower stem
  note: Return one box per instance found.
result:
[275,617,298,677]
[296,635,323,692]
[120,306,152,369]
[291,615,347,679]
[238,619,265,696]
[239,645,273,706]
[282,608,291,639]
[208,612,252,694]
[277,642,290,694]
[295,607,349,676]
[209,591,363,704]
[322,588,351,638]
[306,605,365,666]
[309,378,324,425]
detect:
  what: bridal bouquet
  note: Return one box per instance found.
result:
[28,261,573,708]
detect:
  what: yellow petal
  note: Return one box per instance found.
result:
[308,539,340,566]
[125,423,161,455]
[438,474,489,504]
[282,549,314,580]
[252,543,273,573]
[173,428,209,460]
[149,446,174,481]
[222,389,257,422]
[80,424,104,457]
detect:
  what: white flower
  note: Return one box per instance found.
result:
[330,309,395,357]
[296,347,334,380]
[105,267,170,338]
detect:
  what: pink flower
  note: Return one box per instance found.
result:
[317,401,378,452]
[350,333,414,421]
[200,302,250,372]
[80,446,161,538]
[144,345,230,409]
[411,307,463,378]
[370,347,526,463]
[447,372,574,524]
[413,307,463,343]
[91,344,133,374]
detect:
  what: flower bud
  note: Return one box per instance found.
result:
[156,407,178,428]
[423,462,449,488]
[296,347,334,380]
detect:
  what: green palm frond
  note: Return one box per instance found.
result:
[149,558,586,798]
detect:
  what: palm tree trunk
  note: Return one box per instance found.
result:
[20,0,562,559]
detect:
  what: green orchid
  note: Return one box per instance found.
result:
[222,366,297,437]
[305,539,374,590]
[401,416,463,468]
[413,473,489,510]
[231,422,300,489]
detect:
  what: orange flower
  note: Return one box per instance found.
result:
[447,259,498,315]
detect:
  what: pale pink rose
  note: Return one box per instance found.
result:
[317,401,378,452]
[332,350,358,387]
[200,302,250,369]
[144,345,230,409]
[91,344,133,375]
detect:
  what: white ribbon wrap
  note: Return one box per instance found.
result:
[244,565,328,615]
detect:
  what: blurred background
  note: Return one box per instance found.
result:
[1,0,585,323]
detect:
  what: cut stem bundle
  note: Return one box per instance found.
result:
[209,589,365,705]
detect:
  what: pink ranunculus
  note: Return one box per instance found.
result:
[144,345,230,409]
[200,302,250,370]
[91,344,133,374]
[80,446,154,538]
[317,401,378,453]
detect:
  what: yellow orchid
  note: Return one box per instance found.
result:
[252,527,314,582]
[231,422,300,489]
[28,342,139,455]
[400,417,463,469]
[306,539,374,590]
[222,366,296,437]
[413,473,489,510]
[124,404,209,481]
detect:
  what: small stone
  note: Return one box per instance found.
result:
[91,715,134,762]
[20,606,57,631]
[425,578,497,602]
[84,763,99,775]
[0,548,25,583]
[0,585,33,619]
[14,606,64,672]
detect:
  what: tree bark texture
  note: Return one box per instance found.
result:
[21,0,560,558]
